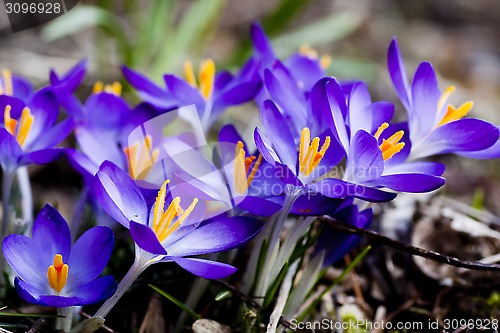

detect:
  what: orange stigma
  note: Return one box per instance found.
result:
[184,59,215,99]
[299,127,331,177]
[152,180,198,243]
[47,254,69,293]
[436,85,473,127]
[234,141,262,194]
[4,105,33,147]
[124,135,159,180]
[375,123,405,161]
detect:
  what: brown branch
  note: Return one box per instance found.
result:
[318,216,500,271]
[214,280,296,331]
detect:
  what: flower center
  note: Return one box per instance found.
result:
[184,59,215,99]
[436,85,473,127]
[374,122,405,161]
[0,69,13,96]
[123,134,159,180]
[298,44,331,69]
[92,81,122,96]
[47,254,69,294]
[299,127,331,177]
[3,105,33,147]
[234,141,262,194]
[152,180,198,243]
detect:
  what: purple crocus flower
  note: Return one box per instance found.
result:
[314,198,372,266]
[0,86,73,174]
[0,68,34,101]
[91,161,263,317]
[321,77,446,194]
[2,204,117,307]
[254,82,397,203]
[251,22,330,94]
[387,38,499,160]
[93,161,263,278]
[123,58,261,131]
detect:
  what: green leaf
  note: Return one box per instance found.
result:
[149,284,201,320]
[41,5,125,42]
[214,290,232,301]
[150,0,226,80]
[472,187,485,210]
[272,11,364,58]
[263,260,289,309]
[297,245,371,321]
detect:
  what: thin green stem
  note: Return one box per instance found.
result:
[56,307,73,333]
[93,247,153,319]
[16,167,32,235]
[1,171,15,239]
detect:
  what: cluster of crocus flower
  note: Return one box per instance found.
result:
[1,22,498,332]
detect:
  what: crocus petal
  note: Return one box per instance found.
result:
[3,236,50,292]
[20,148,65,166]
[325,79,350,152]
[458,139,500,159]
[50,59,86,93]
[369,102,395,133]
[93,161,148,228]
[129,221,167,255]
[213,79,261,110]
[260,100,297,168]
[308,178,397,202]
[411,118,499,159]
[39,295,83,307]
[14,278,45,305]
[67,276,117,305]
[290,193,342,216]
[236,196,283,216]
[27,118,73,151]
[348,82,373,134]
[167,217,263,257]
[173,258,237,279]
[285,53,325,92]
[410,62,441,140]
[76,128,125,169]
[27,88,59,142]
[0,128,22,172]
[375,173,445,193]
[32,204,71,261]
[384,161,445,176]
[163,74,205,112]
[122,66,176,109]
[65,148,98,178]
[84,93,130,130]
[254,127,281,165]
[346,130,384,183]
[387,38,411,111]
[251,22,275,68]
[67,226,114,289]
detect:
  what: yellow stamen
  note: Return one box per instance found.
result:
[2,69,13,96]
[437,85,456,112]
[320,55,332,69]
[93,81,104,94]
[3,105,17,135]
[233,141,262,194]
[184,60,197,87]
[374,122,389,140]
[16,107,33,146]
[47,254,69,293]
[437,101,473,127]
[3,106,33,147]
[379,130,405,161]
[124,135,159,180]
[199,59,215,99]
[436,85,473,127]
[153,190,198,243]
[299,44,318,58]
[103,82,122,96]
[299,127,331,177]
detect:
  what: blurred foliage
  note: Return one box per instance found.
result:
[41,0,366,82]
